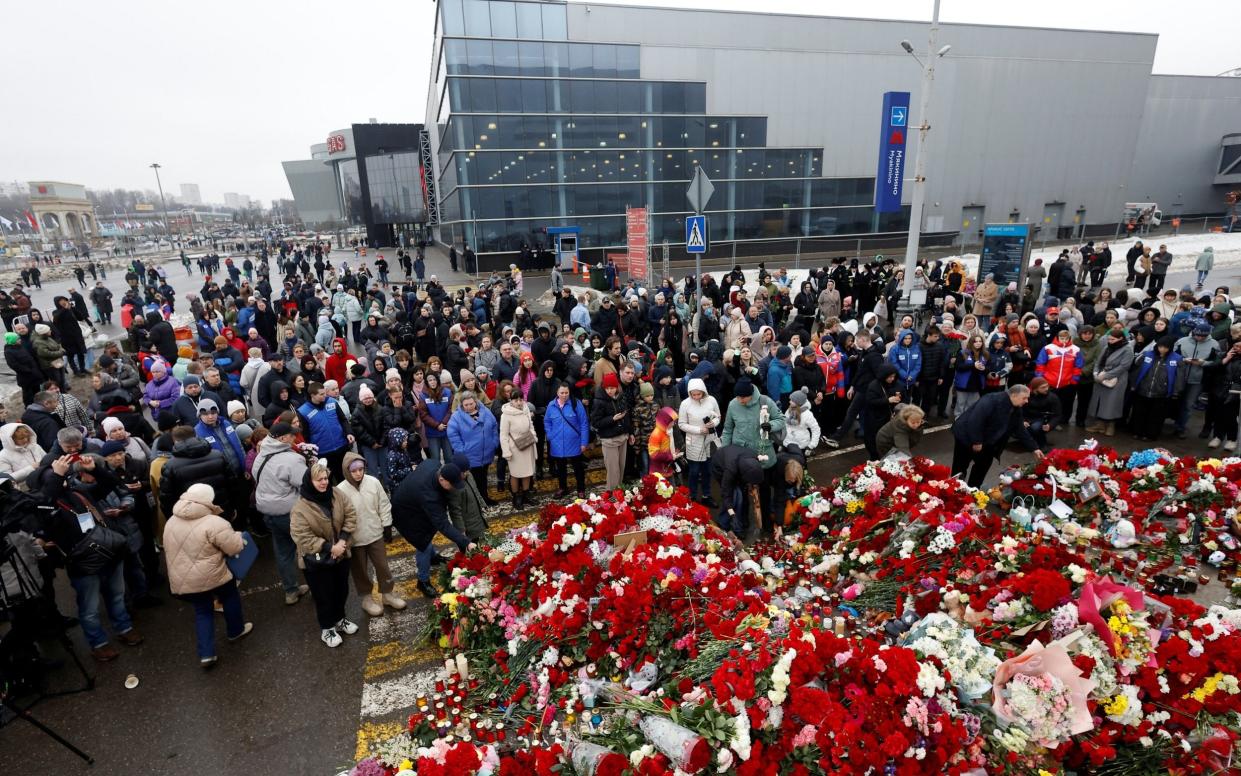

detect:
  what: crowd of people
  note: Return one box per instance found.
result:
[0,236,1237,666]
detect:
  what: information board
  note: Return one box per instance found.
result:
[625,207,648,281]
[978,223,1033,291]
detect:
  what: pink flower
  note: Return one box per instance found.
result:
[1076,577,1145,657]
[992,640,1096,740]
[842,583,862,601]
[791,724,818,748]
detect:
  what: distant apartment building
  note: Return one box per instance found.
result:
[179,183,202,205]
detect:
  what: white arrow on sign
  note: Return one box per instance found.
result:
[686,167,715,214]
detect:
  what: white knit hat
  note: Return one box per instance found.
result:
[101,417,124,434]
[227,400,246,416]
[35,323,51,335]
[180,483,219,511]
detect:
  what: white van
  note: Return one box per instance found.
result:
[1122,202,1162,228]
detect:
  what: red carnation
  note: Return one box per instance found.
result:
[1025,568,1071,612]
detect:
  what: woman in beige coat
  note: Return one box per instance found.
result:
[335,451,404,617]
[499,393,538,509]
[163,483,251,667]
[290,462,359,648]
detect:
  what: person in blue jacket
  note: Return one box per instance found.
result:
[544,384,591,498]
[297,381,354,480]
[766,345,794,408]
[194,399,246,476]
[888,328,923,400]
[1129,336,1185,442]
[446,391,500,506]
[196,313,220,351]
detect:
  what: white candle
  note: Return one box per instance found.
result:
[455,653,470,681]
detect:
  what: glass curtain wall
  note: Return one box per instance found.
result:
[434,0,907,253]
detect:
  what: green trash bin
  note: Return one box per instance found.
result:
[588,266,608,291]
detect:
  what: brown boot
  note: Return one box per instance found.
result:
[1085,421,1104,434]
[117,629,144,646]
[92,644,120,662]
[1103,421,1115,436]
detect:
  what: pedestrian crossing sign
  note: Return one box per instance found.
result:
[685,215,708,254]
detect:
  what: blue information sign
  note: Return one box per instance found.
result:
[875,91,911,214]
[979,223,1033,290]
[685,215,708,254]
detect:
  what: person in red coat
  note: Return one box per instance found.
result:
[324,337,352,387]
[1035,329,1084,426]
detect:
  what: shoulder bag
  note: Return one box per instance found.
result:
[58,493,130,577]
[302,508,342,570]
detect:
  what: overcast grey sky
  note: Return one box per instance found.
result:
[2,0,1236,204]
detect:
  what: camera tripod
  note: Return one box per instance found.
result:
[0,536,95,764]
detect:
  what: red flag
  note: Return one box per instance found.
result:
[23,210,38,230]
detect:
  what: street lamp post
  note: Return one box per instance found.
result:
[898,0,950,312]
[149,162,173,250]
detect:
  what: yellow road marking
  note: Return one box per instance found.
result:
[364,640,443,681]
[385,537,415,557]
[355,720,408,762]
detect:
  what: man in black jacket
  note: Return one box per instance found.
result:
[826,331,884,447]
[863,364,902,459]
[711,444,765,539]
[950,385,1043,487]
[590,296,621,339]
[390,462,475,597]
[255,352,291,408]
[159,426,233,521]
[1124,241,1144,285]
[22,391,65,450]
[52,296,88,375]
[1050,257,1076,301]
[145,311,178,364]
[917,327,949,420]
[5,331,43,405]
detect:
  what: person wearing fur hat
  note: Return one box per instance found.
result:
[164,483,251,667]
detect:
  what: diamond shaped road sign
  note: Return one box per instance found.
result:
[686,167,715,214]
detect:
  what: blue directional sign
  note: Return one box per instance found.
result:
[685,215,708,254]
[875,91,911,214]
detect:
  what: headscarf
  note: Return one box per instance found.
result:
[299,467,335,511]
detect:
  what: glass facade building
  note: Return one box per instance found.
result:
[429,0,908,256]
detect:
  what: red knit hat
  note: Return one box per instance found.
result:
[602,372,620,389]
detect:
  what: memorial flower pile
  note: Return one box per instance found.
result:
[350,448,1241,776]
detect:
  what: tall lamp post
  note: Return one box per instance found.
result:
[898,0,951,311]
[148,162,173,248]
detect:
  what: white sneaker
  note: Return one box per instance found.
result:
[382,593,407,611]
[335,618,359,636]
[1209,437,1222,448]
[1226,440,1238,452]
[361,597,384,617]
[321,628,342,648]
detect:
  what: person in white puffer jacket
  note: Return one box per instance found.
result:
[783,391,821,453]
[0,422,46,487]
[677,377,721,507]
